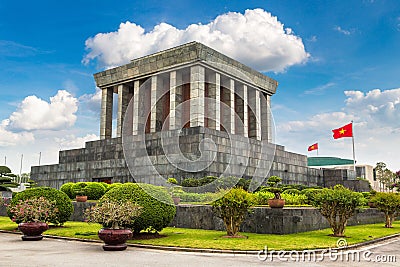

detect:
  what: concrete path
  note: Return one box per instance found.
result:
[1,233,399,267]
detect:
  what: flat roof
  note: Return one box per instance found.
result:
[93,42,278,94]
[308,157,355,166]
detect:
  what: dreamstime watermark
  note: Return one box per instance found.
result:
[121,61,277,203]
[257,238,397,263]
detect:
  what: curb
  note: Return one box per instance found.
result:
[1,229,399,255]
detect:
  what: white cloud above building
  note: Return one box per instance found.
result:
[83,8,310,72]
[7,90,78,131]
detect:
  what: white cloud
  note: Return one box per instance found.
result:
[83,8,309,72]
[0,119,34,147]
[55,133,98,150]
[344,89,400,127]
[276,88,400,170]
[79,87,102,115]
[304,82,336,95]
[334,26,354,35]
[8,90,78,131]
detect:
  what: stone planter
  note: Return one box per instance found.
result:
[18,222,49,241]
[76,195,88,202]
[268,199,285,208]
[98,228,133,251]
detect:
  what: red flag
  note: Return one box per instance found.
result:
[308,143,318,151]
[332,123,353,139]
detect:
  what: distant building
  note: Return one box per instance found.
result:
[308,157,379,191]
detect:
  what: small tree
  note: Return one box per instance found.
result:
[212,188,254,236]
[371,192,400,228]
[312,185,365,237]
[265,176,283,199]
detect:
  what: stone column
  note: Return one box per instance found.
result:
[207,72,220,131]
[266,94,273,142]
[150,75,158,133]
[116,84,131,137]
[243,85,249,137]
[169,71,182,130]
[100,87,113,140]
[229,79,235,134]
[190,65,205,127]
[261,93,270,142]
[255,90,261,140]
[132,81,141,135]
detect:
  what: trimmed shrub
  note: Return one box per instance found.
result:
[300,188,323,204]
[60,182,75,199]
[106,183,123,192]
[7,187,73,225]
[370,192,400,228]
[100,183,176,233]
[85,183,106,200]
[253,191,274,205]
[311,185,365,237]
[283,188,301,195]
[99,182,110,191]
[281,193,308,205]
[181,178,199,187]
[212,188,254,236]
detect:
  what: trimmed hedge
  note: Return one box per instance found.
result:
[60,182,75,199]
[100,183,176,233]
[85,183,106,200]
[7,187,73,225]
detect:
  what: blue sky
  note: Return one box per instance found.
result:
[1,0,400,173]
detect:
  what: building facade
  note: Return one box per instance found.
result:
[31,42,322,189]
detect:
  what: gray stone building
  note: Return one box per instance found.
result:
[31,42,323,189]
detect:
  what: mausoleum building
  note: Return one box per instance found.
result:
[31,42,322,188]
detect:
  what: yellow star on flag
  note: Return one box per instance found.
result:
[339,128,346,135]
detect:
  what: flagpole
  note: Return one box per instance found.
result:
[351,120,356,172]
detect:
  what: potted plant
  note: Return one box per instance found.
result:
[85,199,142,251]
[74,189,88,202]
[265,176,285,208]
[7,196,58,241]
[167,178,181,205]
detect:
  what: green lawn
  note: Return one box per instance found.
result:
[1,216,399,251]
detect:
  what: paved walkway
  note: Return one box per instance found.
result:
[1,233,399,267]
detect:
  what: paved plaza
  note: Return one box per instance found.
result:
[1,233,399,267]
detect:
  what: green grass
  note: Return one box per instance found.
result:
[1,216,399,251]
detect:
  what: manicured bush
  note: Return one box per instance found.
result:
[281,193,308,205]
[253,191,274,205]
[181,178,200,187]
[7,187,73,225]
[100,183,176,233]
[60,182,75,199]
[311,185,365,237]
[106,183,123,192]
[300,188,323,204]
[172,190,220,203]
[283,188,301,195]
[212,188,254,236]
[370,192,400,228]
[85,183,106,200]
[99,182,110,191]
[167,178,178,185]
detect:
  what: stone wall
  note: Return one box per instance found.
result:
[65,203,384,235]
[31,127,323,188]
[170,205,384,234]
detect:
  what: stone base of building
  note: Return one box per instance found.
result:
[31,127,323,189]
